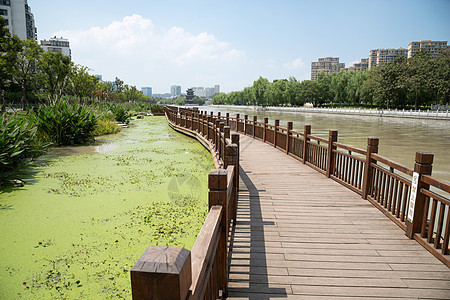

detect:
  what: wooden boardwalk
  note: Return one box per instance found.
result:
[228,134,450,299]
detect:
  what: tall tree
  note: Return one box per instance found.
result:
[38,51,73,103]
[252,76,269,106]
[10,39,43,109]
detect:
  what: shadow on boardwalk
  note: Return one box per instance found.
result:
[227,165,287,299]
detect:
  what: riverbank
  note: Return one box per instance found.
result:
[209,105,450,120]
[0,116,214,299]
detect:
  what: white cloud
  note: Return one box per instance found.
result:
[54,14,246,92]
[283,58,304,69]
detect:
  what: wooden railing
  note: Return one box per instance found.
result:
[175,108,449,267]
[130,106,239,299]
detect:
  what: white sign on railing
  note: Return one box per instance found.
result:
[407,172,420,223]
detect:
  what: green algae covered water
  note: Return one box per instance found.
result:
[0,116,214,299]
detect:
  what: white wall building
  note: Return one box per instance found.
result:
[40,37,71,58]
[0,0,37,40]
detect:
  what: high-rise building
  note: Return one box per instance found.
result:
[311,57,345,81]
[170,85,181,97]
[0,0,37,40]
[40,37,71,58]
[368,48,407,69]
[141,87,152,97]
[408,40,449,58]
[342,58,369,72]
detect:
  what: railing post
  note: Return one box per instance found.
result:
[286,121,293,155]
[326,130,338,178]
[244,115,248,134]
[206,115,212,140]
[131,246,192,300]
[406,152,434,239]
[263,117,268,143]
[232,133,240,194]
[253,116,257,138]
[226,113,230,127]
[236,114,240,132]
[274,119,280,148]
[303,125,311,163]
[225,143,239,223]
[219,122,225,161]
[215,119,221,151]
[208,169,228,296]
[362,137,379,199]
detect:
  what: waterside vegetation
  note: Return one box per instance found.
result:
[212,50,450,109]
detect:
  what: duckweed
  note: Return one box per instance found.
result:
[0,116,214,299]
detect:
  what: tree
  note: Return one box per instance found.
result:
[10,39,43,109]
[0,16,17,112]
[267,79,287,106]
[38,51,73,103]
[298,80,319,106]
[252,76,269,106]
[211,92,227,105]
[69,65,98,102]
[115,77,124,93]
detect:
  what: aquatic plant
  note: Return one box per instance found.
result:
[92,117,122,136]
[34,100,98,146]
[108,103,132,124]
[0,113,48,179]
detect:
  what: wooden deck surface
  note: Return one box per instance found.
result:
[227,134,450,299]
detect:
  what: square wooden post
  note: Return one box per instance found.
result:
[225,144,239,222]
[244,115,248,135]
[208,169,228,296]
[406,152,434,239]
[236,114,240,132]
[253,116,257,138]
[286,121,293,155]
[232,133,240,195]
[215,119,221,151]
[219,122,225,161]
[131,246,192,300]
[326,130,338,178]
[274,120,280,148]
[263,117,268,143]
[226,113,230,127]
[362,137,379,199]
[303,125,311,163]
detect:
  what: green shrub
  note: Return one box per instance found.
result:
[0,113,48,177]
[108,103,132,124]
[34,100,98,146]
[93,118,122,136]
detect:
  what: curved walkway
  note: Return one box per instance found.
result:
[228,134,450,299]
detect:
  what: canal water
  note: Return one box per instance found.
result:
[0,116,214,299]
[204,106,450,183]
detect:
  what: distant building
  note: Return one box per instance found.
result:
[40,37,71,58]
[191,85,220,99]
[94,74,103,81]
[186,88,195,102]
[408,40,449,58]
[368,48,407,69]
[311,57,345,81]
[153,93,171,99]
[141,87,152,97]
[170,85,181,97]
[342,58,369,72]
[0,0,37,40]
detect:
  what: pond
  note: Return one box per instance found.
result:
[0,116,214,299]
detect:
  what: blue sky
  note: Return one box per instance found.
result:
[30,0,450,93]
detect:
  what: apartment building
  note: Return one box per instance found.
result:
[311,57,345,81]
[141,87,152,97]
[0,0,37,40]
[408,40,449,58]
[368,48,407,69]
[342,58,369,72]
[40,36,71,58]
[170,85,181,97]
